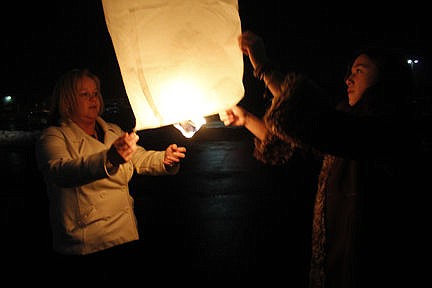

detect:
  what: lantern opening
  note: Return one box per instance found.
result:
[174,117,206,138]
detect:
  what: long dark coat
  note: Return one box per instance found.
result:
[252,72,424,288]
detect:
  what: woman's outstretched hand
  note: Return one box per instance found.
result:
[219,105,248,127]
[108,132,139,166]
[163,144,187,168]
[238,30,269,70]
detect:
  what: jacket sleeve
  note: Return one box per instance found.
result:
[131,146,179,176]
[35,126,109,187]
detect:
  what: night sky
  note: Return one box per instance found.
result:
[1,0,430,113]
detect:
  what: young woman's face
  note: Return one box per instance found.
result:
[70,76,101,125]
[345,54,379,106]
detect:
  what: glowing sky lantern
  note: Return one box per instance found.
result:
[102,0,244,137]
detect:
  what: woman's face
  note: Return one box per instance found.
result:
[345,54,379,106]
[70,76,101,126]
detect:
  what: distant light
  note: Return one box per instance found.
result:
[3,95,13,104]
[407,58,420,71]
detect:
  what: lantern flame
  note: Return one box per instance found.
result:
[174,118,206,138]
[159,77,207,138]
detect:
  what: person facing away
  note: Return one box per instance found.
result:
[35,68,187,256]
[220,31,422,288]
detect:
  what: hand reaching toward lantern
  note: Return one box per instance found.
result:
[107,132,139,166]
[238,30,269,70]
[219,105,248,127]
[219,105,268,141]
[163,144,187,169]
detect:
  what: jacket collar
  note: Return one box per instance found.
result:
[60,117,115,142]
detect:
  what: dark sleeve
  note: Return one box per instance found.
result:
[253,133,297,165]
[255,72,413,161]
[254,72,329,164]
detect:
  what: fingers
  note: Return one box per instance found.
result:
[123,132,139,145]
[223,113,235,126]
[119,132,138,147]
[238,31,268,70]
[112,132,139,163]
[169,144,187,158]
[164,144,186,167]
[219,108,238,126]
[238,30,259,53]
[238,33,252,55]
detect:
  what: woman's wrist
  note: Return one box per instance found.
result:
[105,158,119,175]
[244,110,256,128]
[253,60,273,81]
[243,110,249,127]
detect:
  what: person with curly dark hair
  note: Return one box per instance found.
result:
[221,31,423,288]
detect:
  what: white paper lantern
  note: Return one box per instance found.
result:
[102,0,244,136]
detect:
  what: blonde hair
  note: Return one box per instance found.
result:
[49,68,104,125]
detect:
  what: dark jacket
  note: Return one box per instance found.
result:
[253,72,423,288]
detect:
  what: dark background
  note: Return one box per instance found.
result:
[1,0,431,121]
[1,1,430,284]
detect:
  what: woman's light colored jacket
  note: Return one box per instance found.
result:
[35,117,178,255]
